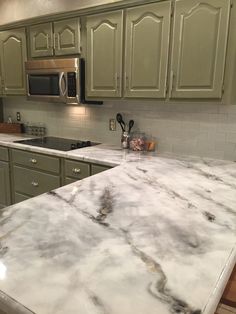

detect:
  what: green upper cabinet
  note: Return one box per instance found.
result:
[29,22,54,57]
[54,18,81,56]
[86,10,123,98]
[0,28,27,95]
[170,0,231,99]
[29,19,81,58]
[124,1,171,98]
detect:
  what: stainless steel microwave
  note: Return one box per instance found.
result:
[25,58,80,104]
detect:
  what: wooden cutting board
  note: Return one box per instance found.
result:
[0,123,22,133]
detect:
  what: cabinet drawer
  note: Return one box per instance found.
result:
[64,177,78,185]
[91,164,111,175]
[64,160,90,179]
[13,166,60,197]
[0,147,8,161]
[14,193,30,204]
[12,149,60,173]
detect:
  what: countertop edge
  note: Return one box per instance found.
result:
[0,139,121,167]
[204,246,236,314]
[0,290,33,314]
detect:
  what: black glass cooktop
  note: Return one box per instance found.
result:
[14,137,99,151]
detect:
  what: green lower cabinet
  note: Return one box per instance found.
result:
[91,164,111,175]
[0,28,27,95]
[0,61,3,96]
[64,159,90,180]
[64,177,78,185]
[13,166,60,198]
[0,161,11,208]
[63,161,112,186]
[7,148,113,203]
[12,149,60,174]
[63,159,90,186]
[14,193,30,203]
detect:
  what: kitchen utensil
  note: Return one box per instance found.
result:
[116,113,126,132]
[128,120,134,133]
[121,131,130,149]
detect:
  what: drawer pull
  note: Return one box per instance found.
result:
[72,168,81,174]
[30,158,37,164]
[31,181,39,187]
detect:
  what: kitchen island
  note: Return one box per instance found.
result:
[0,135,235,314]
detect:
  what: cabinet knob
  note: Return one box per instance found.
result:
[30,158,37,164]
[31,181,39,187]
[72,168,81,174]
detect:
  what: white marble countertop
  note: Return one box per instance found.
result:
[0,134,236,314]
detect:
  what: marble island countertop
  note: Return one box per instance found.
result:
[0,134,236,314]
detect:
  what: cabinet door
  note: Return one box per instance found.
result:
[29,23,53,57]
[0,28,27,95]
[170,0,231,99]
[54,18,81,56]
[14,193,30,204]
[0,161,11,208]
[124,2,171,98]
[91,164,111,175]
[86,10,123,98]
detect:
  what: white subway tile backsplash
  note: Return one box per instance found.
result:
[226,132,236,143]
[2,97,236,161]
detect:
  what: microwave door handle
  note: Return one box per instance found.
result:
[59,72,67,97]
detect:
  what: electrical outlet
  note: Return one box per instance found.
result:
[16,112,21,121]
[109,119,116,131]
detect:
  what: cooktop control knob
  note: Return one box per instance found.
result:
[71,144,77,150]
[86,141,91,146]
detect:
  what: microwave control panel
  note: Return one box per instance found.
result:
[67,72,77,97]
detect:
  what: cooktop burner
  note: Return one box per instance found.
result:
[14,137,100,151]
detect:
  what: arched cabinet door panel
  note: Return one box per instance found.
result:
[124,1,172,98]
[29,22,53,58]
[86,10,123,98]
[170,0,231,99]
[0,28,27,95]
[54,18,81,56]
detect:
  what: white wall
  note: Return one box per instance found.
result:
[3,97,236,161]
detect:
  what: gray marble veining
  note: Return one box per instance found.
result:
[0,149,235,314]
